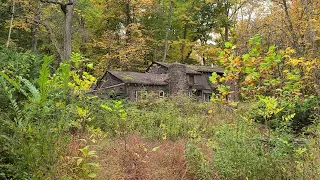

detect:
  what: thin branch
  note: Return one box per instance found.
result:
[26,18,63,61]
[228,0,249,20]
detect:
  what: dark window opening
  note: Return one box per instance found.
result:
[159,91,165,98]
[194,90,202,96]
[189,75,194,84]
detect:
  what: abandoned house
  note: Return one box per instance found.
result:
[92,61,237,101]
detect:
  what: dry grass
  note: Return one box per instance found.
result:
[55,133,197,179]
[97,134,190,180]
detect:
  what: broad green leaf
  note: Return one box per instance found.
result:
[225,42,233,48]
[87,63,94,69]
[76,158,83,166]
[87,173,97,178]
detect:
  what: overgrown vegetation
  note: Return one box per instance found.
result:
[1,0,320,178]
[0,34,319,180]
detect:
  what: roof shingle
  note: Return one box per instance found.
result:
[108,71,168,85]
[153,61,223,74]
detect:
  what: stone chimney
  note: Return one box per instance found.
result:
[167,63,188,95]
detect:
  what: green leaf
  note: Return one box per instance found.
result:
[225,42,233,48]
[80,146,89,156]
[88,150,97,156]
[101,104,112,111]
[77,158,83,166]
[209,72,218,84]
[87,173,97,178]
[245,67,254,74]
[242,54,250,61]
[86,162,100,167]
[37,55,52,101]
[87,63,94,69]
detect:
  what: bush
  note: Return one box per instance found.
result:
[0,52,97,179]
[186,143,213,180]
[211,102,320,179]
[247,96,319,133]
[89,95,215,140]
[0,46,43,82]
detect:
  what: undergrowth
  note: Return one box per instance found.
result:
[0,48,319,179]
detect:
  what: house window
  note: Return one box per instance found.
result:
[159,91,165,98]
[189,75,194,84]
[135,91,139,101]
[143,91,148,98]
[204,94,211,102]
[195,90,202,96]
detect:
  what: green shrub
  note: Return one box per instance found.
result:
[89,95,215,140]
[247,96,319,133]
[186,143,213,180]
[211,103,319,179]
[0,52,98,179]
[0,46,43,83]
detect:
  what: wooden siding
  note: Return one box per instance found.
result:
[94,72,126,96]
[127,84,169,100]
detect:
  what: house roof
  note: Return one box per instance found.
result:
[108,70,168,85]
[152,61,224,74]
[152,62,201,74]
[186,64,224,73]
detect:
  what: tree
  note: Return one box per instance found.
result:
[6,0,15,48]
[40,0,75,61]
[163,0,173,62]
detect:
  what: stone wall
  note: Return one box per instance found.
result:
[147,64,168,74]
[168,63,188,95]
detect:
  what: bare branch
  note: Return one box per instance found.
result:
[26,18,63,61]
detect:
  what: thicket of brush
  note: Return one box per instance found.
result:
[0,48,319,179]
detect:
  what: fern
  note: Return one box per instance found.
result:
[0,77,23,127]
[0,71,28,97]
[19,77,40,103]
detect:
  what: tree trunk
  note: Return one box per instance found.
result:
[125,0,131,26]
[79,16,87,54]
[163,0,173,62]
[39,0,75,61]
[31,0,41,52]
[6,0,15,48]
[181,24,187,63]
[282,0,300,54]
[224,6,229,42]
[305,0,316,57]
[62,3,74,61]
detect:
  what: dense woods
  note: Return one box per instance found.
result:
[0,0,319,179]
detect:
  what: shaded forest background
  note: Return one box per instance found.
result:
[1,0,320,74]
